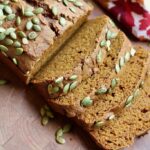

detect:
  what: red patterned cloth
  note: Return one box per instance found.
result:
[97,0,150,41]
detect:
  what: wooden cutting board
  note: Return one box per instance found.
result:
[0,1,149,150]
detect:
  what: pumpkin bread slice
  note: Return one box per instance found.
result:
[48,47,150,130]
[89,64,150,150]
[47,31,132,116]
[0,0,92,84]
[32,15,119,98]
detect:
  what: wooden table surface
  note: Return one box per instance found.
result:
[0,1,150,150]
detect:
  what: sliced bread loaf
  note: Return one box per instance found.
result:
[32,16,119,98]
[89,64,150,150]
[0,0,92,83]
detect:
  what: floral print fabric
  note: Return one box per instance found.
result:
[97,0,150,40]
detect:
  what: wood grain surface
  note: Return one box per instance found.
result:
[0,1,149,150]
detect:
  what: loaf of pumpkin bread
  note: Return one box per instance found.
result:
[0,0,92,84]
[89,63,150,150]
[32,15,119,98]
[48,46,150,129]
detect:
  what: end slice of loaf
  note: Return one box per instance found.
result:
[32,15,119,98]
[0,0,92,84]
[89,62,150,150]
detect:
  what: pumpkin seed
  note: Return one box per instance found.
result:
[44,105,50,111]
[115,64,120,73]
[125,95,134,107]
[5,27,15,35]
[100,40,106,47]
[14,41,21,48]
[0,4,4,9]
[94,121,104,128]
[108,114,115,120]
[55,76,64,84]
[81,96,93,107]
[46,111,54,119]
[111,78,118,89]
[56,128,63,137]
[0,20,3,25]
[41,116,49,126]
[133,89,140,98]
[124,52,130,62]
[6,13,16,21]
[96,86,107,94]
[18,31,26,38]
[22,37,29,45]
[130,48,136,57]
[106,30,112,40]
[74,1,83,7]
[40,107,46,116]
[16,16,21,26]
[33,7,43,15]
[109,19,116,27]
[63,0,68,6]
[0,45,8,52]
[4,38,13,46]
[32,17,40,24]
[63,83,70,94]
[56,136,66,144]
[62,124,72,133]
[69,75,77,80]
[97,49,102,63]
[0,32,6,41]
[59,17,66,27]
[16,47,23,55]
[0,27,5,32]
[33,24,41,32]
[28,31,37,40]
[24,11,34,17]
[106,40,111,51]
[3,0,9,5]
[139,81,144,88]
[10,32,17,40]
[26,20,33,30]
[52,6,58,16]
[70,81,78,90]
[47,84,52,94]
[52,86,59,93]
[119,56,125,67]
[4,5,12,14]
[0,79,7,85]
[69,7,76,13]
[12,57,18,65]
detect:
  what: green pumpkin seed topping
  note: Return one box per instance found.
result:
[4,5,12,14]
[33,24,41,32]
[56,136,66,144]
[70,81,78,90]
[74,1,83,7]
[106,40,111,51]
[46,111,54,118]
[81,96,93,107]
[14,41,21,48]
[62,124,72,133]
[111,78,118,89]
[4,38,13,46]
[26,20,33,30]
[12,57,18,65]
[0,45,8,52]
[56,128,63,137]
[47,84,52,94]
[6,13,15,21]
[125,95,134,107]
[16,47,23,55]
[52,86,59,93]
[69,7,76,13]
[16,16,21,26]
[119,56,125,67]
[108,114,115,120]
[33,7,44,15]
[0,79,7,85]
[63,0,68,6]
[133,89,140,98]
[139,81,144,88]
[125,52,130,62]
[115,64,120,73]
[63,83,70,94]
[22,37,29,45]
[100,40,106,47]
[28,31,37,40]
[5,27,16,35]
[69,75,77,80]
[40,107,46,116]
[10,32,17,40]
[51,6,58,16]
[41,116,49,126]
[0,32,6,41]
[55,76,64,84]
[59,17,66,27]
[97,49,102,63]
[18,31,26,38]
[32,17,40,24]
[24,10,34,17]
[0,27,6,33]
[96,86,108,95]
[94,121,105,128]
[130,48,136,56]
